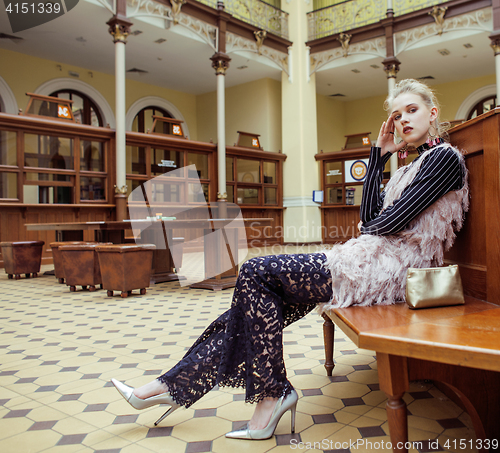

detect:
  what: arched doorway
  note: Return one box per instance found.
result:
[131,106,173,133]
[467,95,497,120]
[50,89,104,127]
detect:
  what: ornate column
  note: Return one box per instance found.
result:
[382,1,400,176]
[107,2,132,221]
[280,0,321,243]
[210,52,231,217]
[490,34,500,100]
[386,0,393,16]
[384,58,400,176]
[211,1,231,218]
[384,58,400,102]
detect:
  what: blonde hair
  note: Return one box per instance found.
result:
[384,79,449,138]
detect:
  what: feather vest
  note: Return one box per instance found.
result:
[319,144,469,311]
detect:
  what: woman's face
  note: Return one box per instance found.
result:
[390,92,438,148]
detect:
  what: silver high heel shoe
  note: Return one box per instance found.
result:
[111,378,181,426]
[225,389,298,440]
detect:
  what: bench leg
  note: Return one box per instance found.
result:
[377,353,409,453]
[322,313,335,376]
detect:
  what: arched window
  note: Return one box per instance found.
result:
[132,106,173,133]
[50,89,103,127]
[467,95,497,120]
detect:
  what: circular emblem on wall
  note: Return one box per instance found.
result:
[350,160,367,181]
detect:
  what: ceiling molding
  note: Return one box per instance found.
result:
[226,32,289,74]
[310,37,386,75]
[307,0,492,54]
[395,8,492,55]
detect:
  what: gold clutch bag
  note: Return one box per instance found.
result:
[405,265,465,310]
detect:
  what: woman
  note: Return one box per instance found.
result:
[111,79,469,440]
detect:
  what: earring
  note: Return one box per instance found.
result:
[398,145,409,160]
[428,124,438,140]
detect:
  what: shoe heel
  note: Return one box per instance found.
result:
[154,405,178,426]
[290,403,297,434]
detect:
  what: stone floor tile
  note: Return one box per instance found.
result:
[0,254,477,453]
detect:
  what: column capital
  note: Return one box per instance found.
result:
[490,31,500,55]
[383,57,401,79]
[107,15,133,44]
[114,184,128,194]
[211,52,231,75]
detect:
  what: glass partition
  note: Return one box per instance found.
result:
[226,156,234,182]
[151,181,182,203]
[188,153,208,180]
[188,182,209,203]
[25,172,71,182]
[225,156,281,206]
[322,154,370,206]
[152,149,182,176]
[0,112,110,204]
[237,187,259,204]
[126,141,213,206]
[345,185,363,206]
[80,176,106,201]
[81,140,105,172]
[327,187,343,204]
[126,145,147,175]
[263,161,276,184]
[0,172,17,199]
[0,130,17,166]
[24,183,73,204]
[325,161,342,184]
[237,159,260,183]
[264,187,277,205]
[24,134,74,170]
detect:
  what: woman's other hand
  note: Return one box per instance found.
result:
[377,116,407,157]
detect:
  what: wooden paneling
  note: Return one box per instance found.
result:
[1,112,287,267]
[241,208,284,247]
[446,109,500,305]
[443,151,487,299]
[482,114,500,304]
[316,147,370,243]
[0,205,115,267]
[321,207,360,243]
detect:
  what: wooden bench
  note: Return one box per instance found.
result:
[321,109,500,451]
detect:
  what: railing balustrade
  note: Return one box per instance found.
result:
[307,0,447,41]
[196,0,289,39]
[393,0,447,17]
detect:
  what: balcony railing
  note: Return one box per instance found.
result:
[197,0,289,39]
[307,0,448,41]
[393,0,447,17]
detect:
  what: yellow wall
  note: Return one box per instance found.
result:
[0,48,198,139]
[316,94,347,153]
[334,74,498,148]
[1,46,497,154]
[432,74,496,121]
[196,78,282,152]
[344,94,387,146]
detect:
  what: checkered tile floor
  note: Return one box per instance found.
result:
[0,246,478,452]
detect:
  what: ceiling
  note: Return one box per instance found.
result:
[0,1,495,100]
[315,29,494,99]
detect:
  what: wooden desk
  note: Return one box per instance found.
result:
[26,218,271,289]
[326,298,500,451]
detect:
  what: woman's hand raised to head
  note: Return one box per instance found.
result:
[377,116,407,157]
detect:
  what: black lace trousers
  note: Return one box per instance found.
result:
[158,253,332,408]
